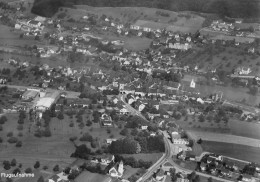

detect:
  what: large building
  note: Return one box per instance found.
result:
[35,91,60,111]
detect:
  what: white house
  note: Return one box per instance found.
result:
[173,139,189,145]
[130,25,140,30]
[109,161,124,178]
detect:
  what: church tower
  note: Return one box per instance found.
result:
[190,79,196,88]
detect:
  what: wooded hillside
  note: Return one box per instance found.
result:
[31,0,260,18]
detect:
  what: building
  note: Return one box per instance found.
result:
[100,113,113,126]
[108,161,124,178]
[22,90,39,100]
[173,138,189,145]
[35,91,60,111]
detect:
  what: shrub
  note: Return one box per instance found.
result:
[69,136,77,142]
[34,161,40,169]
[10,159,16,166]
[18,132,23,137]
[8,137,18,143]
[43,166,48,170]
[0,125,2,131]
[25,168,32,173]
[7,132,13,137]
[53,165,59,172]
[17,124,23,131]
[0,116,7,124]
[16,141,22,147]
[0,137,3,143]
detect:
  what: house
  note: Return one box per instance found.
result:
[100,113,113,126]
[140,125,148,130]
[156,168,165,181]
[242,174,252,182]
[135,100,146,111]
[168,43,192,50]
[106,139,117,145]
[109,161,124,178]
[27,20,42,29]
[235,67,252,75]
[143,27,151,32]
[200,163,207,171]
[130,25,140,30]
[48,174,68,182]
[117,105,129,115]
[126,94,135,104]
[173,138,189,145]
[22,90,39,100]
[101,155,115,165]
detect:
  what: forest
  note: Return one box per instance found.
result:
[31,0,260,19]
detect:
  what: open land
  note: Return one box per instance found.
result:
[187,130,260,147]
[201,141,260,163]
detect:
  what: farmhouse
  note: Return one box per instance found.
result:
[35,91,60,111]
[108,161,124,178]
[22,90,39,100]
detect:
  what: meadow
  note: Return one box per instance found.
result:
[201,141,260,163]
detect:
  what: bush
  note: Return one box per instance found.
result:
[43,166,48,170]
[18,132,23,137]
[0,137,3,143]
[25,168,32,173]
[34,161,40,169]
[16,141,22,147]
[8,137,18,143]
[10,159,16,166]
[3,161,11,170]
[69,122,74,127]
[7,131,13,137]
[69,136,77,142]
[53,165,59,172]
[0,116,7,124]
[17,124,23,131]
[0,125,2,131]
[79,133,93,142]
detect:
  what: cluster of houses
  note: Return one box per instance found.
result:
[48,154,127,182]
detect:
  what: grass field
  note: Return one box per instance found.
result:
[121,153,163,163]
[187,130,260,147]
[201,141,260,163]
[0,113,123,173]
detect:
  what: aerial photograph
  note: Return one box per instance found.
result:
[0,0,259,182]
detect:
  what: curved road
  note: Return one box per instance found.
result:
[119,94,233,182]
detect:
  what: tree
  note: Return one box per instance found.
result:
[198,114,205,122]
[197,138,203,144]
[16,141,22,147]
[64,167,71,174]
[0,137,2,143]
[208,177,213,182]
[0,116,7,124]
[37,176,44,182]
[170,168,177,182]
[13,167,21,174]
[120,128,129,136]
[57,112,64,120]
[53,165,59,172]
[34,161,40,169]
[3,160,11,170]
[249,86,258,96]
[10,159,16,166]
[25,167,32,173]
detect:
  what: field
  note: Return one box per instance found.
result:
[187,130,260,148]
[175,115,229,132]
[196,83,260,106]
[228,119,260,139]
[201,141,260,163]
[0,24,46,48]
[122,153,163,163]
[0,112,123,173]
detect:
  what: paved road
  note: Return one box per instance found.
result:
[119,93,233,182]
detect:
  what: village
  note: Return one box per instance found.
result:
[0,1,260,182]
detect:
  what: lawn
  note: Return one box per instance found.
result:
[0,112,123,173]
[121,153,163,163]
[201,141,260,163]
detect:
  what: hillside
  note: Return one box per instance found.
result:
[31,0,260,19]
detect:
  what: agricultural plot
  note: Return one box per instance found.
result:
[201,141,260,163]
[187,130,260,148]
